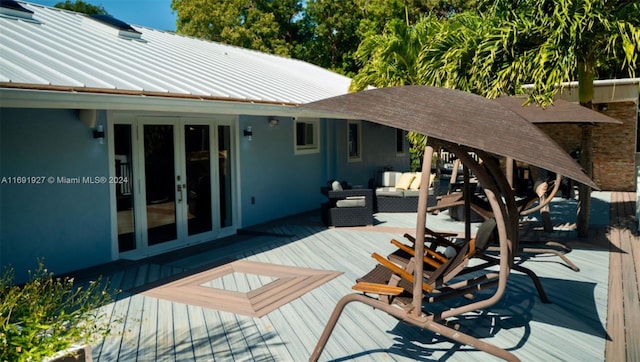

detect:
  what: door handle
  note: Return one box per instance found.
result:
[177,184,183,202]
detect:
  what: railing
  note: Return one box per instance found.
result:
[439,149,479,166]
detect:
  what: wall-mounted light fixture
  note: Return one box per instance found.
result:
[93,124,105,144]
[243,126,253,141]
[268,117,279,127]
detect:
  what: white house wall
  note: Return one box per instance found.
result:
[0,108,112,282]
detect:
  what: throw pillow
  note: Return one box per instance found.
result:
[409,173,422,190]
[331,180,343,191]
[395,172,415,190]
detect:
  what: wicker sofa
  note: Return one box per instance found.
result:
[321,181,374,227]
[373,171,433,212]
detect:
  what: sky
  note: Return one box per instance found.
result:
[27,0,177,31]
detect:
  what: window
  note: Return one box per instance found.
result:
[396,128,406,155]
[348,120,362,161]
[294,118,319,154]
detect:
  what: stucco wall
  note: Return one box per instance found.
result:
[238,115,325,227]
[0,108,112,283]
[331,120,411,187]
[237,116,410,227]
[537,101,638,191]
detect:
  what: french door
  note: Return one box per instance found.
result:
[112,116,234,255]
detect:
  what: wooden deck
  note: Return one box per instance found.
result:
[75,192,638,361]
[605,192,640,362]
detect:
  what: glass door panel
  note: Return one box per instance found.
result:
[143,124,177,245]
[114,118,235,256]
[185,125,213,236]
[114,124,136,252]
[218,125,233,228]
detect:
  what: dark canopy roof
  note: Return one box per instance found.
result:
[299,86,596,189]
[495,96,622,124]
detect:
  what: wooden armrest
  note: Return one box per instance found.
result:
[404,231,460,251]
[390,239,442,268]
[371,253,432,292]
[352,282,404,295]
[466,238,476,258]
[425,227,457,239]
[426,248,448,263]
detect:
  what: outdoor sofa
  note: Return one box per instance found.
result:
[373,171,434,212]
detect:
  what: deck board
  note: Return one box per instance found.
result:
[606,196,625,362]
[104,298,132,360]
[137,295,159,361]
[605,192,640,362]
[202,307,233,361]
[155,299,175,362]
[173,302,195,361]
[243,271,293,362]
[621,230,640,362]
[120,292,146,360]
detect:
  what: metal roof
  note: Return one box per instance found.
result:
[0,2,352,105]
[299,86,596,188]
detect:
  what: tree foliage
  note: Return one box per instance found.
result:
[299,1,364,76]
[171,0,482,75]
[171,0,303,57]
[54,0,109,15]
[353,0,640,102]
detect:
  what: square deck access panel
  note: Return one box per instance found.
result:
[144,260,342,317]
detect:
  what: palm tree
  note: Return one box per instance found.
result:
[469,0,639,236]
[351,0,639,235]
[351,18,435,90]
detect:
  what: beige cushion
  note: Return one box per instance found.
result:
[409,172,437,190]
[395,172,415,190]
[409,173,422,190]
[336,197,366,208]
[376,189,404,197]
[403,189,420,197]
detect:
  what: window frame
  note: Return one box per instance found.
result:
[347,120,362,162]
[294,118,320,155]
[396,128,406,156]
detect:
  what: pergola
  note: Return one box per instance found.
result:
[299,86,597,361]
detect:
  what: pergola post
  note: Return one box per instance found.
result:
[577,125,593,237]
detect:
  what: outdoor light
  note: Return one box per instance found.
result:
[268,117,279,127]
[93,124,105,144]
[243,126,253,141]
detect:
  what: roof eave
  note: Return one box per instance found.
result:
[0,86,304,117]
